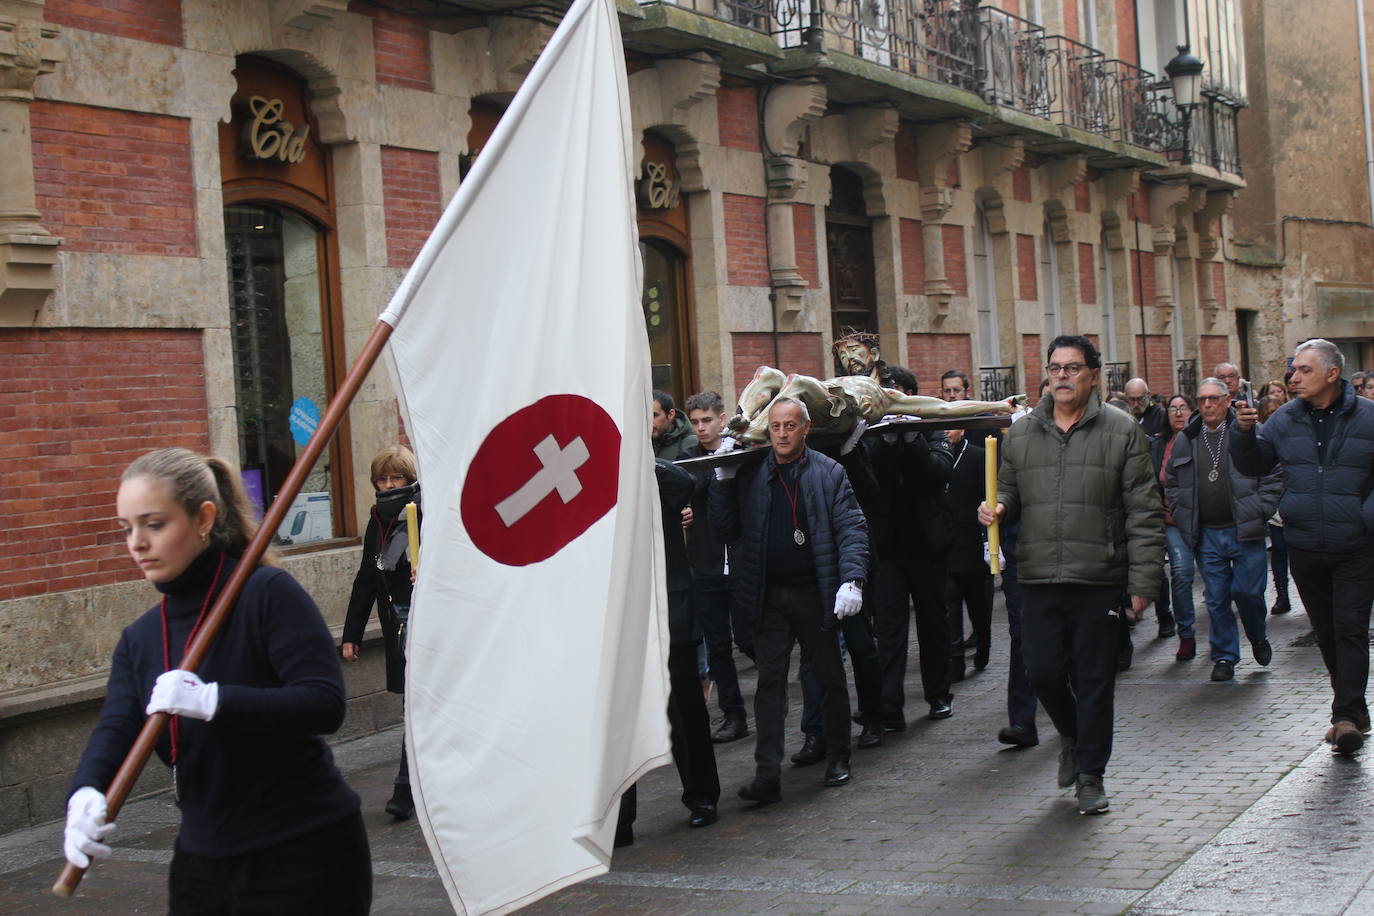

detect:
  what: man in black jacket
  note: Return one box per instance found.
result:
[1124,378,1169,441]
[684,390,754,743]
[710,397,870,802]
[1233,338,1374,754]
[867,366,957,727]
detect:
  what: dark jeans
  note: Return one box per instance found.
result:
[799,609,882,733]
[1289,546,1374,725]
[1020,583,1121,777]
[873,553,952,718]
[753,581,850,782]
[694,574,754,722]
[667,640,721,809]
[1165,524,1197,638]
[1003,532,1038,731]
[946,572,993,658]
[1269,524,1289,594]
[168,811,371,915]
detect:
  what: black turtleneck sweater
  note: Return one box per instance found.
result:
[70,549,359,858]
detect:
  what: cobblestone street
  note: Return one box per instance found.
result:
[3,583,1368,915]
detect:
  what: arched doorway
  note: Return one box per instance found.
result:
[219,55,350,544]
[638,130,696,404]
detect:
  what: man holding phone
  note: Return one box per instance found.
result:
[1231,339,1374,754]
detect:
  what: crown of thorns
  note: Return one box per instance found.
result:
[832,327,881,355]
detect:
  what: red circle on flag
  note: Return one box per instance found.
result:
[460,394,622,567]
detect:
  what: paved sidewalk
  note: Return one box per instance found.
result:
[0,583,1358,914]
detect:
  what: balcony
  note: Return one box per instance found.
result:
[1169,92,1243,176]
[628,0,1205,165]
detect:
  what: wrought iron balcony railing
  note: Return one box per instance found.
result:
[979,365,1016,401]
[1176,358,1198,396]
[635,0,1207,158]
[1103,361,1131,395]
[1044,33,1109,134]
[976,6,1049,118]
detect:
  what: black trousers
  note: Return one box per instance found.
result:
[1289,546,1374,725]
[1020,583,1121,777]
[753,581,850,782]
[799,608,883,733]
[168,810,371,915]
[873,553,952,717]
[693,574,754,722]
[1002,532,1038,730]
[946,572,993,659]
[667,640,721,809]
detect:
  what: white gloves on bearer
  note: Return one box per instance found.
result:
[712,437,739,481]
[146,669,219,721]
[834,581,864,619]
[64,786,114,869]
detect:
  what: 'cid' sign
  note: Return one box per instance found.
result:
[241,95,310,164]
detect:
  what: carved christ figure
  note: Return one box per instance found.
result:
[727,366,1027,445]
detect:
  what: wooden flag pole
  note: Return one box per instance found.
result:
[54,320,395,898]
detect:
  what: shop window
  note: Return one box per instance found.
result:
[225,203,335,544]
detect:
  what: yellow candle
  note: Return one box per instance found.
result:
[985,436,1001,575]
[405,501,420,570]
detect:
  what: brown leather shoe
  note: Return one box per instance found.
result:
[1331,720,1364,755]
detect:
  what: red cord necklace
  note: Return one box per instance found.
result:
[776,467,806,546]
[158,552,225,802]
[374,508,400,570]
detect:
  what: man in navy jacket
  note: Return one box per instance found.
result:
[1232,338,1374,754]
[710,396,870,801]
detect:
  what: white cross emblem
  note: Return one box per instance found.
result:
[493,434,591,527]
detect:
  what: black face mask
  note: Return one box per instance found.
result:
[375,482,419,520]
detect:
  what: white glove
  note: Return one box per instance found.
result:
[834,581,863,618]
[146,669,220,721]
[712,440,738,481]
[64,787,114,869]
[840,419,867,456]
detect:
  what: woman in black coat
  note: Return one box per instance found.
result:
[342,446,420,819]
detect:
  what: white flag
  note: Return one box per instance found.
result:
[378,0,672,909]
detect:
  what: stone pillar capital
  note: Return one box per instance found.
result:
[0,3,62,102]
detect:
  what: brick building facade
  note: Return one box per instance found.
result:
[0,0,1251,826]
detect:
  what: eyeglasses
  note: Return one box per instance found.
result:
[1125,395,1149,403]
[1197,395,1227,403]
[1168,406,1190,414]
[1216,372,1239,380]
[1045,363,1087,377]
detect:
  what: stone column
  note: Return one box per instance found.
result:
[761,81,825,324]
[0,0,62,323]
[915,121,972,318]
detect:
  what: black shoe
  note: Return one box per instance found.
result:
[1211,660,1235,682]
[882,716,907,733]
[688,805,718,828]
[790,734,826,766]
[1158,620,1176,639]
[711,717,749,743]
[823,759,851,787]
[613,827,634,848]
[973,646,989,671]
[997,725,1039,747]
[857,723,883,749]
[385,784,414,820]
[1254,639,1273,667]
[1271,593,1291,615]
[928,697,953,720]
[737,778,781,805]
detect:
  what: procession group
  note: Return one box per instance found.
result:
[643,332,1374,825]
[56,331,1374,912]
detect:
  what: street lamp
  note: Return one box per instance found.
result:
[1164,44,1205,164]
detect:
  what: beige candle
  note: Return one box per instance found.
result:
[985,436,1001,574]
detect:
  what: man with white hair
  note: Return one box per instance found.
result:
[1233,339,1374,754]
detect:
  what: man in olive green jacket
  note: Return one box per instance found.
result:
[980,335,1163,815]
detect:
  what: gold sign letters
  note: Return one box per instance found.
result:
[243,96,310,164]
[637,161,680,210]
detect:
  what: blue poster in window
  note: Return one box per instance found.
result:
[288,397,320,447]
